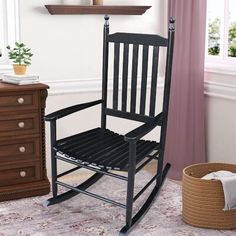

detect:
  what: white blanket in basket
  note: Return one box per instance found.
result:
[202,170,236,211]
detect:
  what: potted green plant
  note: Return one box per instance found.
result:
[6,42,33,75]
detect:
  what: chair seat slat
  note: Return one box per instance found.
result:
[73,133,120,155]
[106,140,147,168]
[84,138,124,162]
[59,129,110,150]
[97,142,130,167]
[56,128,101,147]
[117,142,158,170]
[89,144,128,167]
[55,127,160,171]
[61,131,115,155]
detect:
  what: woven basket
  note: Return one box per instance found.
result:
[182,163,236,229]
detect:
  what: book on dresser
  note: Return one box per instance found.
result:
[2,74,40,85]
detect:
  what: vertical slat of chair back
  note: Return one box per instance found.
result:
[113,43,120,110]
[139,45,149,115]
[130,44,139,113]
[149,46,159,117]
[121,44,129,112]
[102,16,171,126]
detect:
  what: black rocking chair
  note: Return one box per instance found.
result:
[44,16,175,235]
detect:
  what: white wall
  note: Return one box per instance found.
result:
[17,0,236,176]
[205,72,236,164]
[19,0,167,81]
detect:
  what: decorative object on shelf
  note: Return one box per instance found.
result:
[45,5,151,15]
[93,0,103,5]
[2,74,40,85]
[0,82,50,202]
[6,42,33,75]
[61,0,80,4]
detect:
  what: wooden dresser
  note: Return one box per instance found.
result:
[0,82,50,201]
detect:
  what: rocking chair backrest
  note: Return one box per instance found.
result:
[101,16,175,129]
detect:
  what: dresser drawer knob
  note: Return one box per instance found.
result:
[18,122,25,128]
[17,97,25,104]
[20,171,26,177]
[19,146,26,153]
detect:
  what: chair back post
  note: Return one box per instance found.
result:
[158,17,175,184]
[101,15,110,129]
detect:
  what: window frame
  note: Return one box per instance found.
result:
[205,0,236,75]
[0,0,20,69]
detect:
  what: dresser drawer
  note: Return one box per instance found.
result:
[0,162,41,187]
[0,138,40,162]
[0,91,39,112]
[0,113,39,137]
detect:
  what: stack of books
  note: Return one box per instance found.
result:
[2,74,40,85]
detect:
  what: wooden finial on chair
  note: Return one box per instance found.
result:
[104,15,109,26]
[169,17,175,31]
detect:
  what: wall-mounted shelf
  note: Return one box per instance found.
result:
[45,5,151,15]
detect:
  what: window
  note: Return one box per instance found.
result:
[0,0,19,67]
[206,0,236,73]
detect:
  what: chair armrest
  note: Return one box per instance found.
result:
[124,112,163,141]
[45,99,103,122]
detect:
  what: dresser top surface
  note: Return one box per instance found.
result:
[0,82,49,92]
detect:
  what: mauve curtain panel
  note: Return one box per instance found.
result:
[165,0,207,180]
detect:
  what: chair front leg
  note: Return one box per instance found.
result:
[50,120,58,198]
[126,141,137,228]
[156,147,164,187]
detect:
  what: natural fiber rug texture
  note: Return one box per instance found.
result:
[0,171,236,236]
